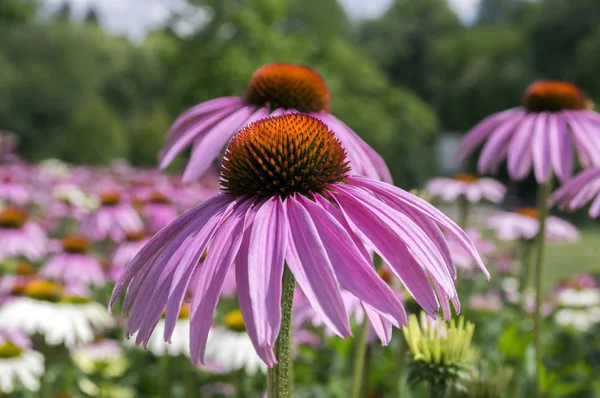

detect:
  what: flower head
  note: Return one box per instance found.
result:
[457,80,600,183]
[426,174,506,204]
[0,208,47,261]
[403,312,475,392]
[111,114,487,367]
[486,208,579,243]
[159,63,391,183]
[0,329,44,394]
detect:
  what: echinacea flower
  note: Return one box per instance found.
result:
[549,167,600,218]
[0,172,29,205]
[457,80,600,183]
[109,231,150,282]
[486,208,579,243]
[205,310,267,374]
[40,235,105,288]
[0,208,47,261]
[144,191,178,233]
[81,190,143,242]
[0,280,115,347]
[111,114,487,366]
[402,312,475,391]
[72,339,126,378]
[159,63,392,183]
[0,329,44,394]
[425,174,506,204]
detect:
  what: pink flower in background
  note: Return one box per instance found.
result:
[448,228,496,272]
[159,63,391,183]
[0,208,47,261]
[426,174,506,203]
[487,208,579,243]
[550,167,600,218]
[469,292,503,312]
[110,115,487,366]
[0,171,29,205]
[457,80,600,183]
[109,231,149,282]
[40,235,105,288]
[81,190,143,242]
[144,191,178,233]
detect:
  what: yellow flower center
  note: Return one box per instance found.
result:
[452,173,479,183]
[220,114,349,198]
[523,81,586,112]
[0,342,23,359]
[223,309,246,332]
[125,230,145,242]
[21,280,63,302]
[0,207,27,229]
[62,235,91,254]
[245,63,331,113]
[100,191,121,207]
[517,207,539,219]
[149,191,170,205]
[16,261,36,276]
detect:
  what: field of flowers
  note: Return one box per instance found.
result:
[1,67,600,398]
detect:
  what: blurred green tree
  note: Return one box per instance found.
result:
[0,0,38,23]
[431,26,533,131]
[358,0,462,102]
[128,107,172,166]
[60,96,127,164]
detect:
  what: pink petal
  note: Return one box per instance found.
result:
[548,114,573,182]
[531,112,552,183]
[284,195,351,338]
[189,199,251,364]
[507,113,536,180]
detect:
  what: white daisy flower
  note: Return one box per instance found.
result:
[555,308,600,332]
[205,310,266,374]
[0,281,115,348]
[0,330,44,394]
[556,288,600,308]
[127,305,190,357]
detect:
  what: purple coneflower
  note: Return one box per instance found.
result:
[109,231,149,282]
[40,235,105,288]
[486,208,579,243]
[81,190,143,242]
[425,174,506,204]
[0,172,29,205]
[0,208,46,261]
[144,191,178,233]
[549,167,600,218]
[457,81,600,183]
[159,63,392,183]
[110,114,488,371]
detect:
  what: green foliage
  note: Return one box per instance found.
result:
[128,108,172,166]
[60,96,126,164]
[432,26,532,130]
[0,0,38,24]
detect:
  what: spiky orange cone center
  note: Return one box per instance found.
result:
[220,114,349,198]
[245,63,331,113]
[523,81,586,112]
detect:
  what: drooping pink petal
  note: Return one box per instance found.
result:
[506,113,536,180]
[477,115,524,174]
[345,176,489,280]
[456,108,523,160]
[244,197,287,348]
[189,199,252,364]
[548,114,573,182]
[330,189,440,314]
[335,185,454,294]
[110,194,232,313]
[160,107,241,169]
[363,303,394,345]
[531,112,552,183]
[182,106,257,183]
[298,195,406,326]
[284,195,351,338]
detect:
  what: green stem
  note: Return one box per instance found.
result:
[235,368,247,397]
[350,319,370,398]
[391,336,407,398]
[533,182,551,398]
[519,240,534,295]
[457,197,470,229]
[267,267,296,398]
